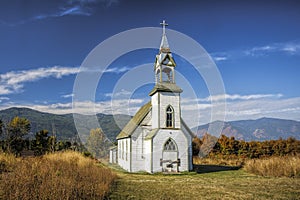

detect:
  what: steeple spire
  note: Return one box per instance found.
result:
[152,20,177,85]
[159,20,170,52]
[160,20,168,35]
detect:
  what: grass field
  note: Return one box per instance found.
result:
[1,152,299,200]
[108,166,300,200]
[0,151,116,200]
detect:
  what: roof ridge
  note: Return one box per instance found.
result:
[116,101,151,139]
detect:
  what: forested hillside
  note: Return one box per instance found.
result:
[0,107,131,141]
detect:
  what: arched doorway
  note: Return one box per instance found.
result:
[161,138,179,172]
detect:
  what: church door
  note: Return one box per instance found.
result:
[161,138,179,172]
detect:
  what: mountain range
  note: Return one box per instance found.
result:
[193,118,300,141]
[0,107,299,142]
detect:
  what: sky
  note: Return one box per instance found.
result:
[0,0,300,127]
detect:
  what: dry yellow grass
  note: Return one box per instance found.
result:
[0,152,19,172]
[193,156,245,167]
[0,151,116,200]
[244,155,300,177]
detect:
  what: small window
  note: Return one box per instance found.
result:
[164,138,177,151]
[166,105,174,128]
[126,140,128,161]
[122,140,124,160]
[118,142,121,158]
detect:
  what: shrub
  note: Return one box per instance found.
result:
[244,155,300,177]
[0,151,116,200]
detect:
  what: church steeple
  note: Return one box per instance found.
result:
[150,20,182,130]
[154,20,176,84]
[159,20,170,52]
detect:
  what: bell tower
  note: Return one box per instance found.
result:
[150,20,182,129]
[154,20,176,84]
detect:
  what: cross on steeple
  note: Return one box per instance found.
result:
[160,20,168,35]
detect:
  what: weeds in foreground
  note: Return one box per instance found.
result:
[0,151,116,200]
[244,155,300,177]
[0,152,19,172]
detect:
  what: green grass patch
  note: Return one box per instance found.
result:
[109,167,300,200]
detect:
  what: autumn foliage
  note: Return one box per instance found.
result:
[193,134,300,159]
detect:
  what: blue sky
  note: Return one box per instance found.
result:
[0,0,300,126]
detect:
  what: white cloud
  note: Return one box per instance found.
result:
[180,93,292,127]
[104,66,130,73]
[245,41,300,56]
[0,65,132,96]
[1,93,299,128]
[0,66,79,95]
[59,0,120,16]
[0,97,9,103]
[213,56,228,62]
[0,98,145,116]
[181,93,283,104]
[1,0,120,26]
[79,66,130,73]
[223,97,300,121]
[105,89,131,98]
[211,40,300,62]
[61,93,74,98]
[203,93,283,102]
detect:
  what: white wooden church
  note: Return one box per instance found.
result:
[110,21,194,173]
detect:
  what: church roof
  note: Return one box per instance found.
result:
[149,82,183,96]
[116,101,195,140]
[144,128,159,140]
[116,101,151,139]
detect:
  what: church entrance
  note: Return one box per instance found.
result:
[161,138,179,172]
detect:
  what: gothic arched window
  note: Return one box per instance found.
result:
[164,138,177,151]
[166,105,174,128]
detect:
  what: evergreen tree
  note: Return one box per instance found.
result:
[6,117,31,155]
[33,130,50,155]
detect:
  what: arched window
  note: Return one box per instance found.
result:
[163,138,177,151]
[166,105,174,128]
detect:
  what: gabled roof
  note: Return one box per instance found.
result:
[149,82,182,96]
[116,100,195,140]
[144,128,159,140]
[116,101,151,140]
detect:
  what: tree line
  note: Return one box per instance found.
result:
[0,116,110,159]
[193,133,300,159]
[0,117,84,156]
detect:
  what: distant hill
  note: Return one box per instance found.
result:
[0,107,131,141]
[193,118,300,141]
[1,107,299,142]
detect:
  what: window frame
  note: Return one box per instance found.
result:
[163,138,178,151]
[166,105,174,128]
